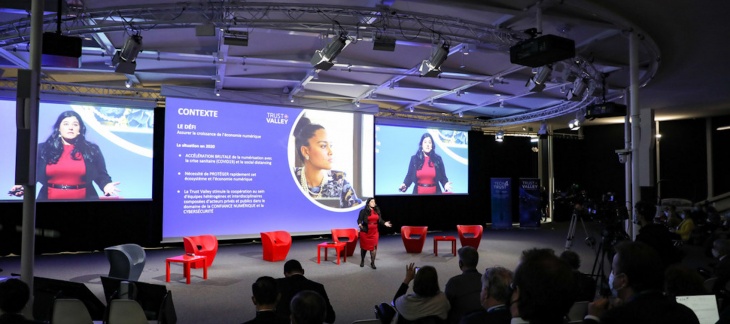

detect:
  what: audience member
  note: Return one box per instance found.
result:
[393,263,450,323]
[444,246,482,323]
[634,200,684,267]
[705,238,730,294]
[665,205,682,228]
[459,266,512,324]
[674,211,696,243]
[559,250,597,302]
[0,278,42,324]
[290,290,326,324]
[243,276,289,324]
[275,260,335,323]
[510,248,577,324]
[663,264,707,298]
[584,241,699,324]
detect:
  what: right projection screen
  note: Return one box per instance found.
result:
[162,97,373,241]
[375,123,468,195]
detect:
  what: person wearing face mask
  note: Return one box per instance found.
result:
[706,238,730,294]
[584,241,699,324]
[398,133,452,194]
[8,110,119,200]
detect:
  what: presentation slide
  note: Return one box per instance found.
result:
[375,124,468,195]
[0,99,18,202]
[2,99,154,202]
[162,97,373,240]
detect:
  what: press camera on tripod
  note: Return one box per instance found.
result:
[586,192,631,296]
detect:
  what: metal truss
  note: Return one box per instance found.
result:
[0,3,522,47]
[0,79,163,105]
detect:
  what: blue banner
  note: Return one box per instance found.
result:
[490,178,512,229]
[518,178,541,228]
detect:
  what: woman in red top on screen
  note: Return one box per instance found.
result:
[398,133,452,194]
[357,198,391,269]
[9,110,119,200]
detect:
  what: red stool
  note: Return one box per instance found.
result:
[317,242,347,265]
[166,255,207,284]
[433,236,457,256]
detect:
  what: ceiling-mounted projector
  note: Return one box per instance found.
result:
[509,34,575,68]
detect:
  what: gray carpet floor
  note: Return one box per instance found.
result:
[0,220,710,324]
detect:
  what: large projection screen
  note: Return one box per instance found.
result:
[1,99,154,202]
[375,123,469,195]
[163,97,374,241]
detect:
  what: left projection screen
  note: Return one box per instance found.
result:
[1,99,154,202]
[163,97,374,240]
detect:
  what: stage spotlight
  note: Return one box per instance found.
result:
[567,78,588,101]
[568,118,580,130]
[526,65,552,92]
[419,42,449,77]
[112,33,143,74]
[495,130,505,142]
[310,32,349,71]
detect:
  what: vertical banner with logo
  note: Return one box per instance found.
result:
[490,178,512,229]
[519,178,541,228]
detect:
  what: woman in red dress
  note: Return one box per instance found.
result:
[398,133,452,194]
[357,198,391,269]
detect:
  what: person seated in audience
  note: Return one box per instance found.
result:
[275,260,335,323]
[673,211,696,243]
[634,200,684,268]
[663,264,707,298]
[584,241,699,324]
[559,250,597,302]
[0,278,42,324]
[243,276,289,324]
[459,266,513,324]
[700,238,730,295]
[445,246,482,324]
[510,248,577,324]
[393,263,450,323]
[665,205,682,228]
[290,290,326,324]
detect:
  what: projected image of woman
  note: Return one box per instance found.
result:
[293,116,361,208]
[9,110,119,200]
[398,133,452,194]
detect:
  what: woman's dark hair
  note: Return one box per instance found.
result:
[40,110,101,165]
[412,265,440,297]
[293,115,324,163]
[414,133,441,170]
[364,197,380,215]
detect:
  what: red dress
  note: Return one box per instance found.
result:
[359,210,380,251]
[416,155,437,194]
[46,144,87,200]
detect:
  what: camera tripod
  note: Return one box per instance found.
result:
[564,208,596,251]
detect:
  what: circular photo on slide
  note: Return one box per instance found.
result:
[288,109,363,211]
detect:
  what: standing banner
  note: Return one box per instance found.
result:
[491,178,512,229]
[519,178,541,228]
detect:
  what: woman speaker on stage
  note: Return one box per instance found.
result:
[357,198,391,269]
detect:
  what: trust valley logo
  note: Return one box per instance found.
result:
[493,180,510,190]
[266,112,289,124]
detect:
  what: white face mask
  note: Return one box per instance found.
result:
[608,271,619,297]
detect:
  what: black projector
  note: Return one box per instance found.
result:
[41,32,82,68]
[586,102,627,119]
[509,34,575,68]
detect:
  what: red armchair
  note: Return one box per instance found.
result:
[260,231,292,262]
[331,228,358,257]
[183,234,218,268]
[457,225,483,249]
[401,226,428,253]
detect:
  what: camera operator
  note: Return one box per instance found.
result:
[634,200,684,268]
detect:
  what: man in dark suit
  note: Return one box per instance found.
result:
[275,260,336,323]
[0,278,43,324]
[445,246,482,323]
[460,266,512,324]
[584,241,699,324]
[243,276,289,324]
[290,290,327,324]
